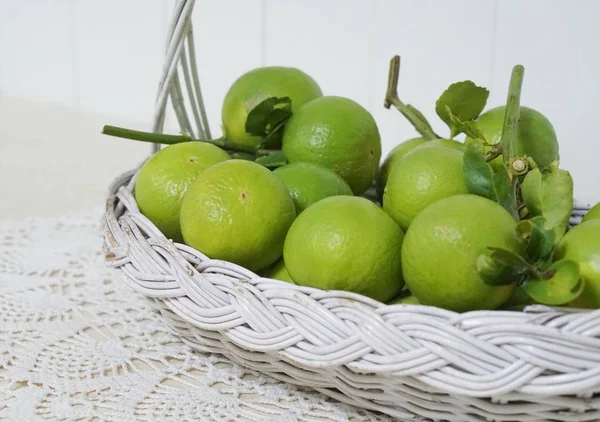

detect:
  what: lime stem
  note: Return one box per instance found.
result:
[498,65,525,221]
[384,56,440,140]
[103,125,196,145]
[511,158,528,173]
[485,145,503,162]
[528,266,554,281]
[102,125,274,156]
[500,65,524,166]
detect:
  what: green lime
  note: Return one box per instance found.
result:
[180,160,296,272]
[282,96,381,195]
[376,138,465,196]
[554,220,600,308]
[582,202,600,223]
[388,293,420,305]
[416,139,465,151]
[265,259,295,283]
[221,66,322,149]
[273,162,353,214]
[383,146,468,231]
[378,138,427,194]
[283,196,404,303]
[466,106,559,169]
[135,142,230,242]
[401,194,519,312]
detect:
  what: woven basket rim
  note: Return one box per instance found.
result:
[103,167,600,400]
[105,165,594,316]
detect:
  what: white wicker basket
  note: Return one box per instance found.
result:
[103,1,600,420]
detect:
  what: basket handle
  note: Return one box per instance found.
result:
[151,0,210,155]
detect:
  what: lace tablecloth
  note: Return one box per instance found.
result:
[0,211,391,421]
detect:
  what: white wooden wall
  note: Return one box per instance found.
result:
[1,0,599,204]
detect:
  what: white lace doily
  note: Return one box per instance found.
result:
[0,211,392,421]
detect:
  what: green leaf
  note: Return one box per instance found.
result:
[261,118,288,149]
[494,165,514,214]
[521,260,584,305]
[255,151,288,169]
[245,97,293,148]
[445,107,488,143]
[516,216,556,263]
[436,81,489,137]
[521,166,574,240]
[463,143,515,217]
[407,104,435,134]
[477,247,533,286]
[500,286,536,309]
[463,143,495,197]
[245,97,292,136]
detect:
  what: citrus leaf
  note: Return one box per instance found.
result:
[462,121,487,143]
[516,216,556,263]
[501,286,536,309]
[261,118,288,149]
[245,97,292,140]
[445,106,488,143]
[521,259,584,305]
[255,151,287,169]
[463,143,515,217]
[494,165,515,215]
[521,166,574,240]
[436,81,489,137]
[463,143,495,197]
[477,247,533,286]
[407,104,435,134]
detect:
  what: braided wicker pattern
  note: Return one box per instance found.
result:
[103,1,600,420]
[103,171,600,422]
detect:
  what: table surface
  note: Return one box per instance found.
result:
[0,211,392,421]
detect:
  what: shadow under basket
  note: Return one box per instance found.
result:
[103,167,600,422]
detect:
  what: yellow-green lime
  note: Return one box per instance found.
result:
[582,202,600,223]
[273,162,353,214]
[265,259,295,284]
[180,160,296,272]
[135,142,230,242]
[376,138,465,196]
[554,220,600,308]
[379,139,427,193]
[388,293,420,305]
[401,194,519,312]
[222,66,322,149]
[417,139,465,151]
[466,106,559,169]
[282,96,381,195]
[284,196,404,303]
[383,146,468,231]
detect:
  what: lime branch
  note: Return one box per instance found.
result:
[102,125,275,157]
[384,56,440,140]
[500,65,528,176]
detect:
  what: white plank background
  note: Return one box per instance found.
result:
[0,0,599,206]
